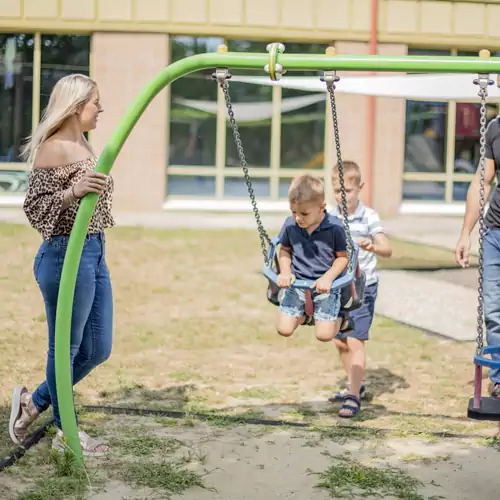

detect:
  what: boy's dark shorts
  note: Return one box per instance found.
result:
[336,282,378,341]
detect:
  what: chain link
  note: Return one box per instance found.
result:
[217,76,272,264]
[325,77,354,273]
[475,80,490,354]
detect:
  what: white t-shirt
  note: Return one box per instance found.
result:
[330,202,385,285]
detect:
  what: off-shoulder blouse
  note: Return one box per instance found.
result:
[23,157,115,241]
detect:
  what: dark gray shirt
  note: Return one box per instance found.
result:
[485,116,500,229]
[278,213,347,281]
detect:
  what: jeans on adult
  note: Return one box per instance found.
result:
[482,227,500,385]
[30,233,113,429]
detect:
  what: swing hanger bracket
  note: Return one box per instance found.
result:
[213,67,231,87]
[320,71,340,91]
[473,49,495,91]
[473,73,494,90]
[321,47,340,91]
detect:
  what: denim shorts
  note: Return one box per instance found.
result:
[280,287,341,322]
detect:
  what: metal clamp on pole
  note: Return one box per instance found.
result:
[474,49,494,92]
[264,42,286,81]
[213,44,232,87]
[320,46,340,91]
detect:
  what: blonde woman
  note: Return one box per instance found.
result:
[9,74,114,456]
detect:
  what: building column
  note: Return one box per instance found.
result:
[373,43,407,218]
[91,32,169,212]
[333,41,407,218]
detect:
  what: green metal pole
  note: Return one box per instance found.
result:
[55,49,500,465]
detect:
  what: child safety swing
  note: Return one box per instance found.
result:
[468,68,500,421]
[52,42,500,466]
[213,44,366,324]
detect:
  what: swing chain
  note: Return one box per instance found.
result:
[474,74,494,354]
[323,72,354,273]
[214,69,272,265]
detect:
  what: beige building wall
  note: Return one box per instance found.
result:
[372,43,407,218]
[91,32,169,212]
[2,0,500,50]
[2,0,499,216]
[334,41,406,217]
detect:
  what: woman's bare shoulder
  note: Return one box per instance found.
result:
[33,138,69,169]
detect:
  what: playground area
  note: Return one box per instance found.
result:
[0,220,499,500]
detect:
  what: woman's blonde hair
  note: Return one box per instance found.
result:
[21,73,97,164]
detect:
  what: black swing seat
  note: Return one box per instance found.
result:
[468,397,500,421]
[467,346,500,420]
[264,236,365,313]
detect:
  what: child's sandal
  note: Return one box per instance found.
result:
[338,394,361,418]
[328,384,366,403]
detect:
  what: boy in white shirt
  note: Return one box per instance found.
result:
[329,161,392,418]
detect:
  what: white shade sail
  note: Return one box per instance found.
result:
[174,94,325,122]
[173,72,500,122]
[228,73,500,103]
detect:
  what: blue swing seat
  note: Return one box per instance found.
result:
[473,345,500,369]
[468,345,500,421]
[263,235,361,292]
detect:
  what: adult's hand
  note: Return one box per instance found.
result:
[455,234,471,268]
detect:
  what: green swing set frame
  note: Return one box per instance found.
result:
[52,44,500,466]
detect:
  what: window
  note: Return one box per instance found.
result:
[280,43,325,170]
[402,48,497,204]
[0,34,33,163]
[40,35,90,116]
[168,36,222,168]
[454,51,499,175]
[404,49,450,176]
[165,38,331,201]
[0,33,91,198]
[225,40,272,169]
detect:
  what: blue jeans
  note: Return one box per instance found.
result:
[483,228,500,385]
[31,233,113,429]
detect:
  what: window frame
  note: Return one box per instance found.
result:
[166,36,333,201]
[0,32,92,184]
[402,47,499,204]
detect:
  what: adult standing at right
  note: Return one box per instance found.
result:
[455,115,500,398]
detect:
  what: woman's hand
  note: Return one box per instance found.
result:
[73,171,108,198]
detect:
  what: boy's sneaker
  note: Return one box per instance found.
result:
[328,384,366,403]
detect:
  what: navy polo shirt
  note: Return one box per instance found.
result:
[278,212,347,281]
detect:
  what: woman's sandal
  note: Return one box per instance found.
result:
[338,394,361,418]
[52,429,110,457]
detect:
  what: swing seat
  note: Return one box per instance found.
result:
[473,345,500,369]
[263,236,362,303]
[468,346,500,420]
[341,266,366,312]
[468,397,500,421]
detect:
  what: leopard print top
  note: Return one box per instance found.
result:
[23,157,115,241]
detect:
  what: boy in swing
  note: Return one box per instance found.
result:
[276,174,352,342]
[329,161,392,418]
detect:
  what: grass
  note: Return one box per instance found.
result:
[0,222,492,499]
[117,460,207,497]
[314,456,428,500]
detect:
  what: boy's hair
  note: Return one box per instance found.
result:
[288,174,325,204]
[332,161,363,185]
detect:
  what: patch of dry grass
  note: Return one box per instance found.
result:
[0,222,492,498]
